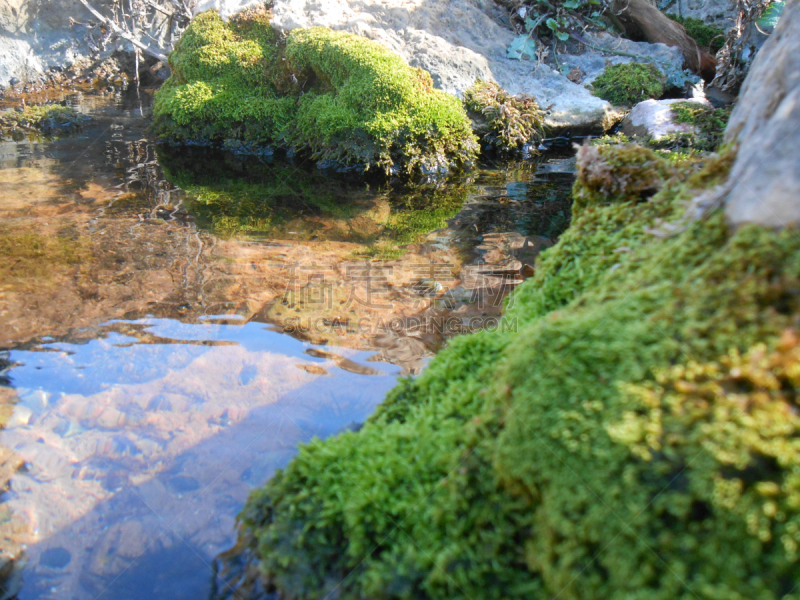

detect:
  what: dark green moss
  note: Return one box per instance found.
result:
[462,80,545,153]
[668,15,726,53]
[591,62,666,106]
[240,141,800,600]
[153,11,478,175]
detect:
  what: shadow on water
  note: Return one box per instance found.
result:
[0,87,577,599]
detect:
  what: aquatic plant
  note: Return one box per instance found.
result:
[591,62,666,106]
[462,80,545,153]
[0,105,88,139]
[240,139,800,599]
[153,11,478,175]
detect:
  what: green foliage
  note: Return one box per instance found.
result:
[462,80,545,153]
[242,142,800,599]
[153,11,478,175]
[506,1,611,59]
[591,62,666,106]
[668,15,726,53]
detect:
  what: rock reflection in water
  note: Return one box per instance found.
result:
[2,319,401,599]
[0,88,575,600]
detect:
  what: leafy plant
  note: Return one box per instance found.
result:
[506,0,611,60]
[462,80,545,153]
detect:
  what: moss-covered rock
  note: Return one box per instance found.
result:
[591,62,666,106]
[152,10,478,175]
[239,139,800,599]
[462,80,544,153]
[0,105,88,139]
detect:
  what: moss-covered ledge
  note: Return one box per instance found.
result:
[232,140,800,600]
[152,10,478,176]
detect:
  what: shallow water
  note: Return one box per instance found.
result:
[0,87,575,599]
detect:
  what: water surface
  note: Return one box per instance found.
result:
[0,87,575,599]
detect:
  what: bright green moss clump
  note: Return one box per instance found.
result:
[671,100,732,151]
[153,10,478,175]
[591,62,666,106]
[240,140,800,600]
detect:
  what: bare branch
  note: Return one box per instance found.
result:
[76,0,169,62]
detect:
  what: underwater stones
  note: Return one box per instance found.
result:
[723,0,800,228]
[621,98,710,140]
[153,11,478,175]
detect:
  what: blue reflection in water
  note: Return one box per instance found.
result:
[2,318,401,600]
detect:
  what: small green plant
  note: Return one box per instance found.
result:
[507,1,611,60]
[591,62,666,105]
[671,100,731,151]
[462,80,545,153]
[668,14,726,52]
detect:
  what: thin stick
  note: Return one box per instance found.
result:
[76,0,169,62]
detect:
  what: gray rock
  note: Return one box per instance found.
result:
[267,0,620,132]
[621,97,710,139]
[723,0,800,228]
[668,0,738,28]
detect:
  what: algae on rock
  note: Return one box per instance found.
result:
[239,140,800,600]
[152,10,479,175]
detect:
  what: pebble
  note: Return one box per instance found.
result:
[9,77,20,86]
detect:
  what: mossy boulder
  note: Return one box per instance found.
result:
[239,141,800,600]
[591,62,666,106]
[152,10,478,175]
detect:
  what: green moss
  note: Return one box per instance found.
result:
[668,15,726,53]
[671,101,732,152]
[153,11,478,175]
[241,143,800,600]
[591,62,666,106]
[0,105,88,139]
[462,80,545,153]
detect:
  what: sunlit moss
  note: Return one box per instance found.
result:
[153,11,478,175]
[591,62,666,106]
[241,141,800,599]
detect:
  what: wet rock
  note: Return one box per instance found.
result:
[621,98,711,140]
[8,77,19,87]
[722,0,800,227]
